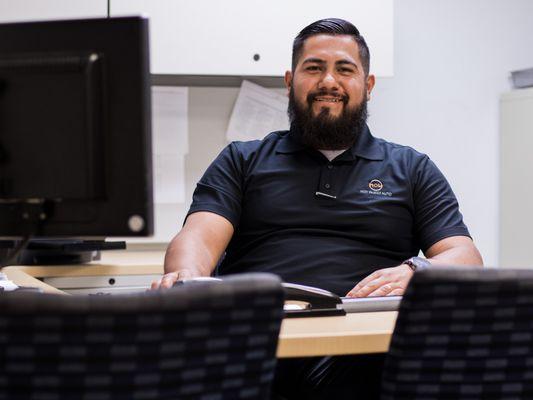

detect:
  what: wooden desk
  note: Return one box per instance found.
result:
[278,311,396,357]
[2,250,397,358]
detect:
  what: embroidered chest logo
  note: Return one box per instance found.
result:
[369,179,383,191]
[360,179,392,197]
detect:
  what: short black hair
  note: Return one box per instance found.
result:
[291,18,370,76]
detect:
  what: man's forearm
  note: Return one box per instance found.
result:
[164,230,219,278]
[348,238,484,297]
[154,212,233,289]
[427,243,484,266]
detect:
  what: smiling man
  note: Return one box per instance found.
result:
[155,18,482,398]
[287,33,373,155]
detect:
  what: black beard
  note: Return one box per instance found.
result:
[287,87,368,150]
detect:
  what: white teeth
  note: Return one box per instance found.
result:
[315,98,341,102]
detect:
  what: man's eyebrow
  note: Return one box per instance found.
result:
[301,58,326,65]
[301,58,358,69]
[336,59,358,69]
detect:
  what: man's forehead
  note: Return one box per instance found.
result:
[300,34,360,63]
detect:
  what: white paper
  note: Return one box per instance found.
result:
[152,86,189,204]
[0,273,18,291]
[226,80,289,141]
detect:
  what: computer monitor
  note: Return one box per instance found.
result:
[0,17,153,244]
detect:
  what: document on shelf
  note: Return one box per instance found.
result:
[152,86,189,204]
[226,80,289,142]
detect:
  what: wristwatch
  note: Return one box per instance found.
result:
[402,256,431,272]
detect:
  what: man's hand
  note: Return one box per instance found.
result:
[346,236,483,298]
[151,269,197,290]
[346,264,413,298]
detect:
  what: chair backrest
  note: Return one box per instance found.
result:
[0,273,284,400]
[381,267,533,400]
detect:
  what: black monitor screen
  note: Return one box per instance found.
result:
[0,17,153,238]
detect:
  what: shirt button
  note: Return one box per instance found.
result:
[327,164,333,169]
[324,183,331,189]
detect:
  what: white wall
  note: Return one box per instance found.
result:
[367,0,533,266]
[163,0,533,265]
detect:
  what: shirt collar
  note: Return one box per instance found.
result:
[275,128,306,154]
[350,124,385,161]
[275,124,384,161]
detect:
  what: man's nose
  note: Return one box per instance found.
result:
[318,71,339,91]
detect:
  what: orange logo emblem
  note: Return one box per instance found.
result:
[369,179,383,191]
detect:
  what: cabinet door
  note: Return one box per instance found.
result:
[111,0,393,77]
[0,0,107,23]
[500,88,533,267]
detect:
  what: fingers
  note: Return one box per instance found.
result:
[347,277,382,297]
[350,277,388,297]
[151,269,200,290]
[346,265,413,298]
[347,271,382,297]
[367,282,394,297]
[388,288,404,296]
[367,284,406,297]
[151,272,180,290]
[349,280,405,297]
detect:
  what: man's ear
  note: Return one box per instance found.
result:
[284,70,292,96]
[366,74,376,100]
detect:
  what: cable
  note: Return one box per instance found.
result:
[0,199,53,267]
[0,236,31,268]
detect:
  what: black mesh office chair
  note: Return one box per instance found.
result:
[381,267,533,400]
[0,273,284,400]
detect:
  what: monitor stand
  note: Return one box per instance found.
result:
[0,239,126,265]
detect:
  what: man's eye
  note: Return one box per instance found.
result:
[339,67,354,73]
[306,66,321,71]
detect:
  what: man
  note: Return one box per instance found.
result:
[154,18,482,398]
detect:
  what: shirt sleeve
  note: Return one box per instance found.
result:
[186,143,244,228]
[413,156,471,252]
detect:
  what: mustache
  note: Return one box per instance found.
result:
[306,90,349,104]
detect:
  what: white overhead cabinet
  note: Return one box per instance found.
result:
[500,87,533,267]
[0,0,107,22]
[111,0,394,77]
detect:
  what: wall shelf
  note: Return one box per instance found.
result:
[151,74,285,88]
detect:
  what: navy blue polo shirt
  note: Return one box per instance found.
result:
[187,125,470,295]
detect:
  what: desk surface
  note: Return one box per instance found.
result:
[279,311,396,357]
[2,250,397,358]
